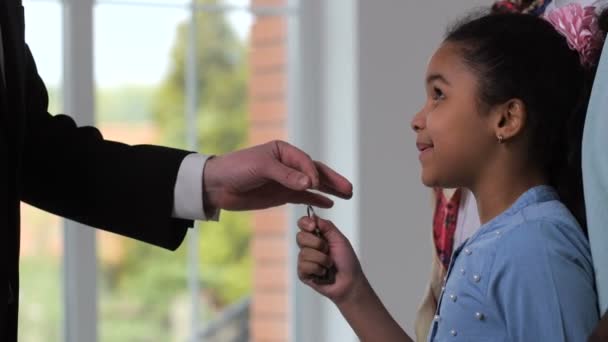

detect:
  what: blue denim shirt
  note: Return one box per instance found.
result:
[428,185,598,341]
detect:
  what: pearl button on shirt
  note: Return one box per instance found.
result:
[428,185,598,341]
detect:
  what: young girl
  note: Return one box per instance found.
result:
[296,5,608,341]
[415,187,480,341]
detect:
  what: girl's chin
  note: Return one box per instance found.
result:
[420,171,439,188]
[420,170,455,189]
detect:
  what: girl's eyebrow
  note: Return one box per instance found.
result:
[426,73,451,86]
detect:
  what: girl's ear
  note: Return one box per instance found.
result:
[492,99,526,143]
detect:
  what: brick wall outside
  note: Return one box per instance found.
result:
[248,1,290,340]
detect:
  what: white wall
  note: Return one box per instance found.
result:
[356,0,491,336]
[290,1,491,341]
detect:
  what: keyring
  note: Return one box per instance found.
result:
[305,205,336,284]
[307,205,315,219]
[307,205,322,238]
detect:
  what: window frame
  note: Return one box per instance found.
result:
[55,0,297,341]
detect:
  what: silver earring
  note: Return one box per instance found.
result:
[497,135,504,144]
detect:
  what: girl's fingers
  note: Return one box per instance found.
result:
[315,218,346,243]
[298,247,333,268]
[299,215,345,243]
[297,216,316,233]
[298,260,327,279]
[296,231,328,253]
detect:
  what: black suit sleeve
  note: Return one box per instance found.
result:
[19,47,193,250]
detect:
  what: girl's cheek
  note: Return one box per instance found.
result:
[429,107,456,134]
[426,110,440,133]
[424,108,434,126]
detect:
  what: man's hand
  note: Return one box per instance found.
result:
[202,140,353,212]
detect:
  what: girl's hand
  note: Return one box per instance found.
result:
[296,215,367,305]
[296,215,414,342]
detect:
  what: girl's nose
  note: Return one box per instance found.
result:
[411,108,426,133]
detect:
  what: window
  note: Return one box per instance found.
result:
[21,0,295,341]
[93,5,191,340]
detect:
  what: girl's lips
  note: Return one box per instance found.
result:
[416,143,434,160]
[416,142,434,151]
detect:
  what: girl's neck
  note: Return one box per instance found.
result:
[470,165,548,225]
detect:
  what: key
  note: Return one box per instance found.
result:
[307,205,337,285]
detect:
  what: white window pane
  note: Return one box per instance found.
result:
[94,2,290,341]
[94,4,194,341]
[20,2,64,342]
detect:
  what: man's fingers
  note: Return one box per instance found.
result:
[264,161,312,191]
[264,142,353,201]
[315,161,353,199]
[272,141,320,189]
[286,189,334,208]
[317,183,351,199]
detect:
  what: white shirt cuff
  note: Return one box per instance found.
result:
[172,153,220,221]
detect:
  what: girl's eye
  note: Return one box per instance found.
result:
[432,86,445,101]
